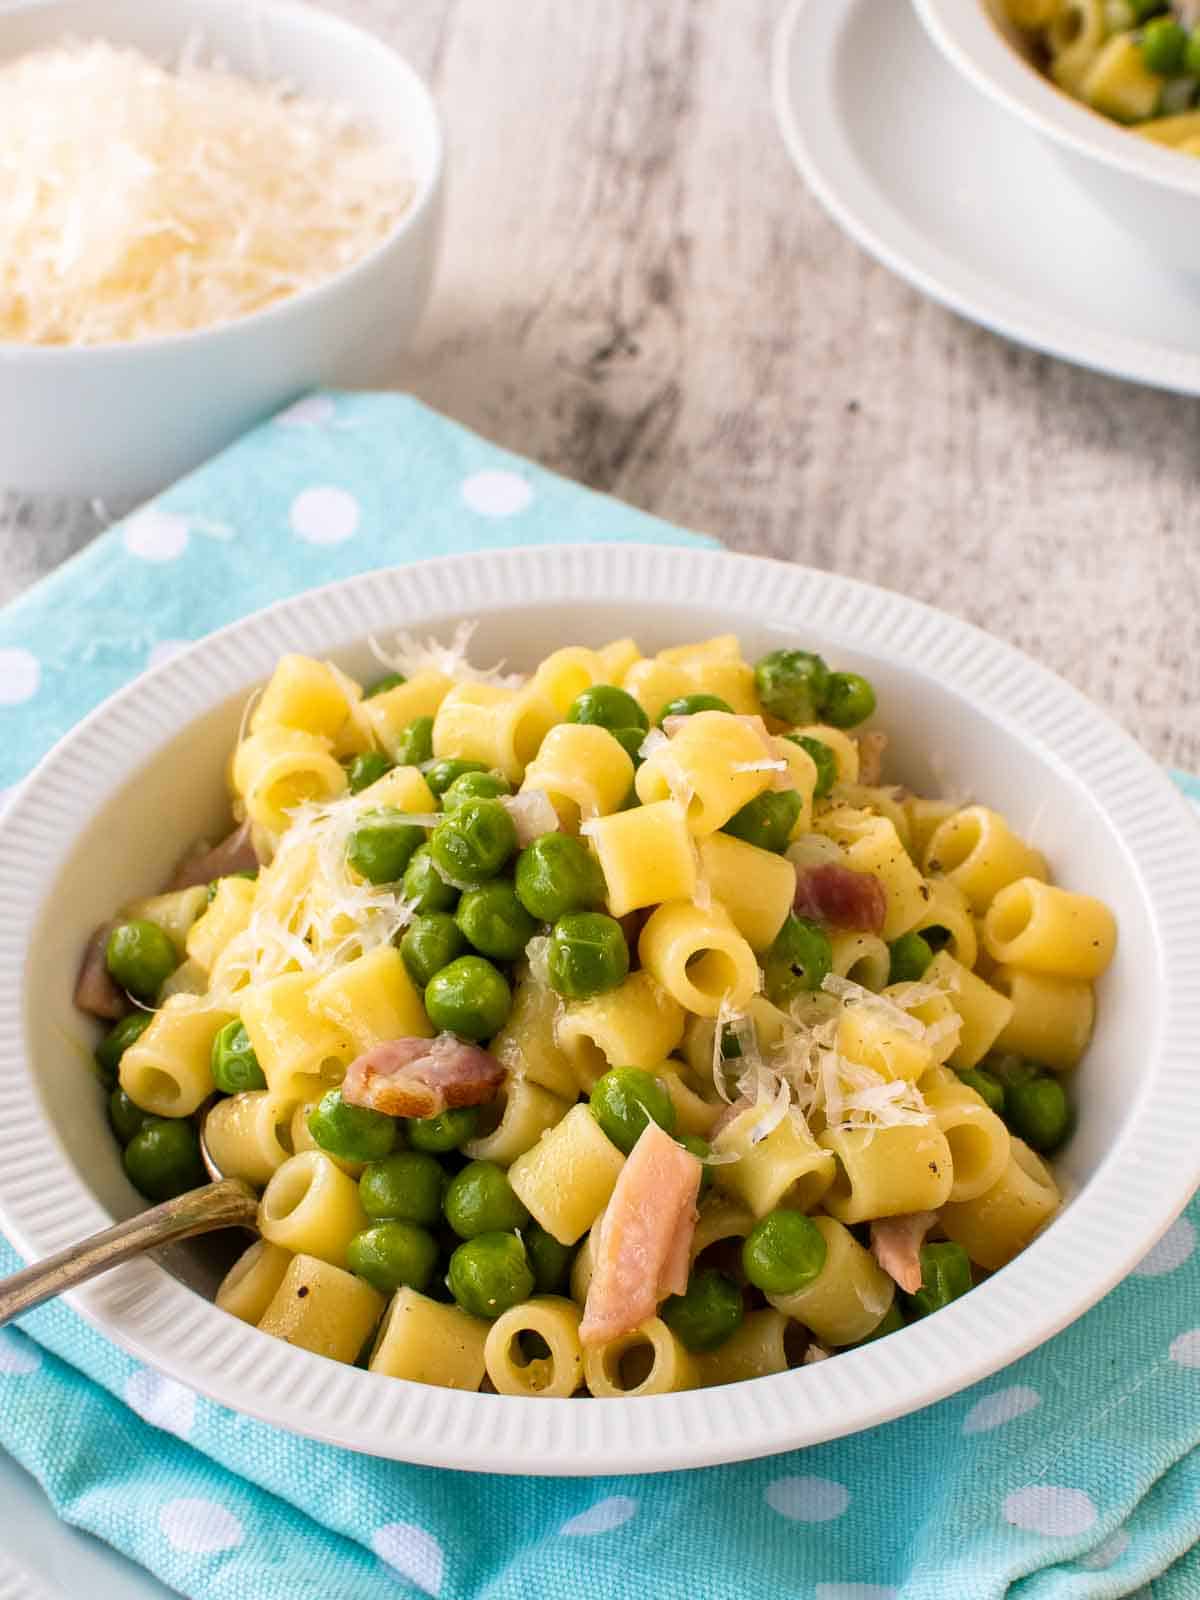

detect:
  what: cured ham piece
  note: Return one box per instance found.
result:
[74,922,125,1019]
[869,1211,938,1295]
[169,820,259,890]
[580,1123,702,1347]
[341,1034,504,1120]
[793,863,887,934]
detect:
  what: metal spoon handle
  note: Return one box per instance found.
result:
[0,1177,258,1328]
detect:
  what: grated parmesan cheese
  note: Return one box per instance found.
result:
[0,41,413,346]
[369,621,525,689]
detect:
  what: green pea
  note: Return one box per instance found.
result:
[444,1159,530,1238]
[754,649,830,725]
[425,759,488,798]
[400,912,466,988]
[442,770,512,810]
[447,1231,534,1319]
[108,1086,151,1146]
[346,807,425,885]
[401,844,459,914]
[765,915,832,1006]
[345,750,393,794]
[888,931,934,985]
[742,1209,828,1295]
[956,1066,1005,1116]
[364,671,407,700]
[523,1222,575,1293]
[547,911,629,999]
[657,692,734,724]
[123,1117,206,1201]
[424,955,512,1041]
[609,726,648,764]
[105,920,178,1003]
[210,1019,267,1094]
[307,1089,397,1164]
[408,1106,480,1154]
[1005,1073,1072,1154]
[661,1267,744,1352]
[589,1066,677,1154]
[430,799,517,886]
[456,881,538,962]
[360,1151,447,1224]
[901,1242,972,1319]
[94,1012,152,1086]
[348,1220,438,1293]
[722,789,802,855]
[1141,15,1187,73]
[393,715,435,767]
[784,733,838,800]
[678,1134,715,1192]
[567,684,649,733]
[514,833,607,921]
[821,671,876,729]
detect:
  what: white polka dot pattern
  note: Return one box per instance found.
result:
[0,1330,41,1375]
[289,486,361,545]
[0,649,40,706]
[460,470,533,517]
[765,1476,850,1522]
[559,1497,639,1536]
[1170,1328,1200,1367]
[962,1387,1041,1435]
[123,510,190,563]
[124,1370,197,1439]
[371,1523,444,1594]
[1078,1528,1130,1570]
[158,1497,243,1553]
[1133,1217,1195,1277]
[1003,1486,1098,1537]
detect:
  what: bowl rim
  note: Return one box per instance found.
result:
[1,541,1198,1475]
[914,0,1200,198]
[0,0,444,364]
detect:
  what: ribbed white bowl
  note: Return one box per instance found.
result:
[915,0,1200,272]
[0,544,1197,1474]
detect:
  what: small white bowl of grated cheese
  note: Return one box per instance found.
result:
[0,0,444,502]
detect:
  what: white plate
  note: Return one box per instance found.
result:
[1,543,1199,1474]
[773,0,1200,395]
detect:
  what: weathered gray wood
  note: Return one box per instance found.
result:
[4,0,1198,769]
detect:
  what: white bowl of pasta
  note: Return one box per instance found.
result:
[914,0,1200,273]
[0,542,1197,1475]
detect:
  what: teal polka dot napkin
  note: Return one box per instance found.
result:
[0,393,1197,1600]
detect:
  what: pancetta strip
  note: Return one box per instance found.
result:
[793,863,887,934]
[74,922,125,1020]
[340,1034,504,1120]
[169,820,259,890]
[580,1122,702,1347]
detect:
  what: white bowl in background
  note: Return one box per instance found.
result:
[0,543,1197,1474]
[0,0,443,503]
[914,0,1200,273]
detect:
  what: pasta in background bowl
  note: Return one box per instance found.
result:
[0,544,1197,1473]
[914,0,1200,272]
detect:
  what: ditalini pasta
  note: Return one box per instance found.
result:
[1001,0,1200,152]
[76,628,1116,1397]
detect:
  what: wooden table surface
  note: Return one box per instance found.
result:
[3,0,1198,770]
